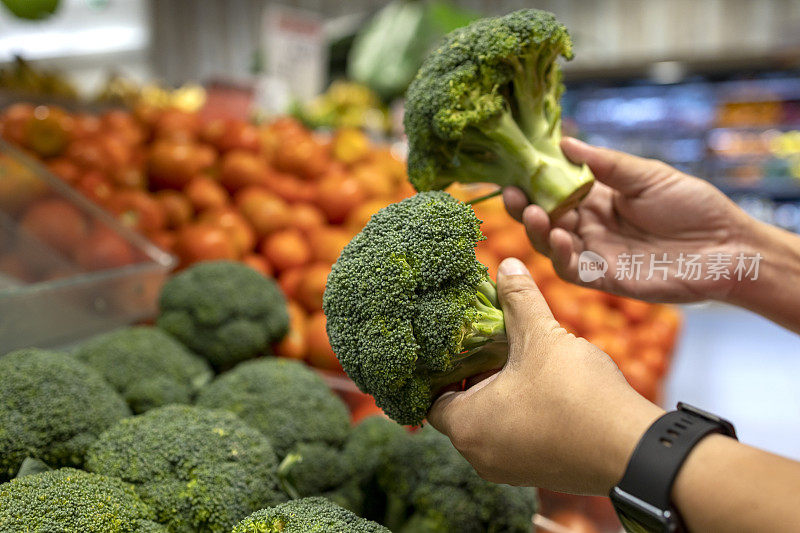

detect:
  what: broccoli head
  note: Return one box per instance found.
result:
[0,348,131,481]
[232,497,390,533]
[74,326,213,413]
[196,358,351,457]
[323,191,507,425]
[0,467,166,532]
[85,405,286,533]
[157,261,289,369]
[404,9,593,217]
[196,358,353,500]
[378,426,538,533]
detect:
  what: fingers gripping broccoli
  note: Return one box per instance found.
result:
[0,468,166,532]
[157,261,289,369]
[0,349,131,481]
[323,191,507,425]
[404,9,593,217]
[232,497,390,533]
[85,405,286,533]
[74,326,213,413]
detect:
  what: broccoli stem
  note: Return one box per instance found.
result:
[277,452,302,500]
[470,108,593,217]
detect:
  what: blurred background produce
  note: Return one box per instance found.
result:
[1,1,800,531]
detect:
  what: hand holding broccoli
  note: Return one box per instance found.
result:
[428,258,664,495]
[504,137,752,303]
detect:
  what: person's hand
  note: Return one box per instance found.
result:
[428,258,664,495]
[504,138,754,302]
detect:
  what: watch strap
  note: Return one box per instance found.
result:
[616,403,737,512]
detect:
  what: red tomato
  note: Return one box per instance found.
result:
[295,263,331,312]
[0,103,34,145]
[639,345,668,378]
[235,187,291,237]
[219,150,270,192]
[173,224,239,266]
[305,311,342,372]
[201,119,261,152]
[264,172,317,203]
[20,198,88,256]
[260,229,311,272]
[350,396,387,424]
[46,158,80,185]
[147,140,213,190]
[109,166,147,190]
[617,297,653,323]
[306,227,351,265]
[75,171,113,206]
[287,203,325,234]
[278,267,305,300]
[107,190,167,234]
[275,301,307,360]
[241,253,274,277]
[199,207,255,255]
[155,190,193,229]
[74,225,136,271]
[147,229,177,253]
[315,173,367,224]
[184,176,229,212]
[65,138,111,172]
[344,198,393,233]
[152,108,200,141]
[486,228,531,261]
[72,113,103,140]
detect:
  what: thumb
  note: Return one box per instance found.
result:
[560,137,672,197]
[496,258,558,360]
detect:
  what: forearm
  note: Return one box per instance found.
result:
[672,434,800,532]
[724,218,800,333]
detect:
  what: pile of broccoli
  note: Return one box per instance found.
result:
[232,497,389,533]
[324,191,508,425]
[0,348,130,481]
[85,405,286,533]
[0,467,166,532]
[404,9,593,217]
[157,261,289,369]
[196,358,353,503]
[74,326,212,413]
[0,468,166,532]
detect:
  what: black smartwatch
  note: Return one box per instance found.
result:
[609,402,737,533]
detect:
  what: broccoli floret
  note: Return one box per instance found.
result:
[0,468,166,532]
[74,326,213,413]
[157,261,289,369]
[340,416,409,520]
[196,358,351,457]
[85,405,286,533]
[378,426,538,533]
[232,497,390,533]
[323,191,507,425]
[196,358,352,500]
[0,348,130,481]
[404,9,593,217]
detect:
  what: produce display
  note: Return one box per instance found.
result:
[0,264,540,531]
[324,191,507,425]
[403,9,594,217]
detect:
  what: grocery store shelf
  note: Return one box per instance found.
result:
[716,180,800,200]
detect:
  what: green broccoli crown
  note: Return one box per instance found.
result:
[232,497,390,533]
[404,9,593,216]
[277,441,352,499]
[378,426,538,533]
[157,261,289,368]
[323,192,506,425]
[344,416,407,484]
[196,358,351,457]
[0,349,131,481]
[0,468,166,532]
[85,405,286,533]
[74,326,213,414]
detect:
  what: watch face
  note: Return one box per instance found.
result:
[616,508,664,533]
[610,487,675,533]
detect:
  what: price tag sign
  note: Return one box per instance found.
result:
[263,5,327,104]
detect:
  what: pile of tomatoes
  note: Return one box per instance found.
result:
[0,103,678,402]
